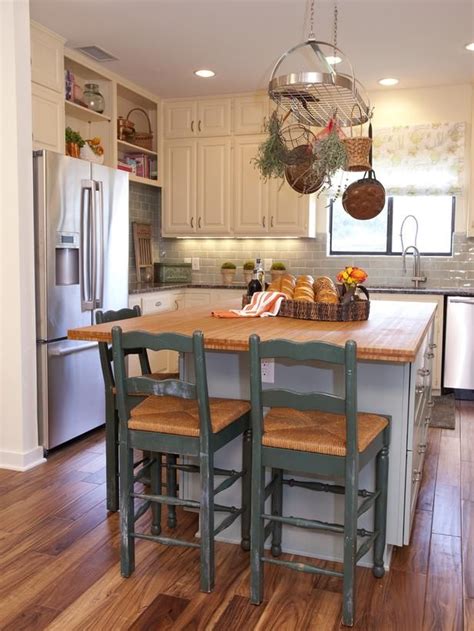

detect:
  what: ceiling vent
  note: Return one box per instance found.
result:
[74,45,118,62]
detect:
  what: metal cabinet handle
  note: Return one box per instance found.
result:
[429,343,437,349]
[190,217,194,228]
[198,216,202,229]
[425,352,435,359]
[424,415,431,426]
[174,300,179,310]
[155,301,162,307]
[415,385,424,395]
[262,216,266,228]
[418,368,431,377]
[191,120,194,133]
[270,215,274,228]
[198,120,202,132]
[412,470,422,483]
[418,443,427,454]
[427,400,434,408]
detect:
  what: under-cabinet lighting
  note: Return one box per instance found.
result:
[465,43,474,51]
[378,77,399,86]
[194,69,216,78]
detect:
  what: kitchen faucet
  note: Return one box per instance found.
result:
[402,245,426,288]
[400,215,427,288]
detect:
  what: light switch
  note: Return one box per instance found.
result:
[264,258,273,271]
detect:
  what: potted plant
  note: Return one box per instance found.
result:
[243,260,255,285]
[270,261,287,283]
[221,262,237,285]
[65,127,85,158]
[336,266,369,303]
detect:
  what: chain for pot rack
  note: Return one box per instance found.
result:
[268,0,371,128]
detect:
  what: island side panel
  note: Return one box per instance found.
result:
[181,350,411,564]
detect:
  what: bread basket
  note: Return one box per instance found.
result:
[125,108,153,150]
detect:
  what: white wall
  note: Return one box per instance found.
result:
[316,83,473,234]
[0,0,44,470]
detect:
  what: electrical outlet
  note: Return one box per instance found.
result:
[192,257,200,271]
[261,359,275,383]
[264,258,273,272]
[184,257,192,263]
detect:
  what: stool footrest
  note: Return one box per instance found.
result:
[356,531,377,562]
[133,532,200,549]
[263,556,343,578]
[283,478,373,500]
[214,507,244,536]
[132,491,199,509]
[262,512,344,534]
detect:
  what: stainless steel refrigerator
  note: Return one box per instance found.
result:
[33,150,129,452]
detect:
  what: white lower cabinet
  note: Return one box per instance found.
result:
[128,291,184,375]
[370,293,444,392]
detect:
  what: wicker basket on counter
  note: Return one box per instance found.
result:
[242,295,370,322]
[125,108,154,150]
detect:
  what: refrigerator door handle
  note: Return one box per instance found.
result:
[95,180,105,309]
[90,180,98,312]
[80,180,95,311]
[49,341,98,356]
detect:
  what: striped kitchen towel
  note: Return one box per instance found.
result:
[212,291,286,318]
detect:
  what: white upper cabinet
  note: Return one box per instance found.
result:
[233,135,269,235]
[197,137,232,234]
[233,95,269,135]
[269,177,313,236]
[164,99,231,138]
[163,139,197,235]
[30,22,64,93]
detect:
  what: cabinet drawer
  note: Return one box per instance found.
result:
[141,294,179,314]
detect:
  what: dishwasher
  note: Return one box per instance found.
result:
[444,295,474,396]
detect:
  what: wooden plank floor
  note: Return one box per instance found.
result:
[0,402,472,630]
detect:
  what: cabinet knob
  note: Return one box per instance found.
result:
[155,301,162,307]
[270,215,274,228]
[418,443,427,454]
[412,470,422,483]
[198,216,202,229]
[427,400,434,408]
[190,217,194,228]
[415,385,424,395]
[418,368,431,377]
[429,342,437,349]
[425,352,435,359]
[191,120,194,133]
[174,300,179,310]
[262,216,266,228]
[424,415,431,426]
[198,120,202,132]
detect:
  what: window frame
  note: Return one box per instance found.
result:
[328,195,456,257]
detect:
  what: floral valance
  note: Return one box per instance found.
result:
[372,122,466,196]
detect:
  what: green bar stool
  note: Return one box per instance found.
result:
[248,335,390,627]
[112,327,252,592]
[96,306,178,513]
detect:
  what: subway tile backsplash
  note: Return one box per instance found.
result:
[128,185,474,289]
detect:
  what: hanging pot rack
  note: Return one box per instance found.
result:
[268,1,371,128]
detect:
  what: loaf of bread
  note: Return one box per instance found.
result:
[317,290,339,304]
[281,273,297,299]
[314,276,337,294]
[268,277,282,292]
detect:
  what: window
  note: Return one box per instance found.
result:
[329,196,455,256]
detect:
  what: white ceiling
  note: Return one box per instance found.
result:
[30,0,474,98]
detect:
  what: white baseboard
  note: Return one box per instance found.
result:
[0,445,46,471]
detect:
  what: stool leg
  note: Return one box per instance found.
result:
[373,444,389,578]
[250,451,265,604]
[271,468,283,557]
[150,453,162,536]
[200,446,215,592]
[342,458,358,627]
[119,429,135,577]
[105,394,119,512]
[241,427,252,551]
[167,454,177,529]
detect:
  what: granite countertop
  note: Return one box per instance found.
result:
[129,282,474,297]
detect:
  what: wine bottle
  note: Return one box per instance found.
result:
[247,259,263,297]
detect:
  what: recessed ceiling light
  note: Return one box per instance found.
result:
[325,55,342,65]
[465,43,474,51]
[194,69,215,78]
[378,77,399,86]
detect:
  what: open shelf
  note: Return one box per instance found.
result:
[117,139,158,157]
[129,174,161,188]
[65,100,111,123]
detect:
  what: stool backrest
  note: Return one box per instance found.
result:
[112,328,212,440]
[96,306,151,392]
[249,334,358,457]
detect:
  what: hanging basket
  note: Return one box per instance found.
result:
[126,108,154,150]
[342,105,372,172]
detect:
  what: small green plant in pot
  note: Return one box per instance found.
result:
[221,261,237,285]
[243,260,255,284]
[65,127,85,158]
[270,261,287,283]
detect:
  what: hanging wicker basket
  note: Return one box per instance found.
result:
[126,108,154,150]
[343,105,372,172]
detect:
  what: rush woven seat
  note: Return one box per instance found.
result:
[129,395,251,436]
[263,408,388,456]
[249,335,390,627]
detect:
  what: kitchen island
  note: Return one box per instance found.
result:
[69,300,437,565]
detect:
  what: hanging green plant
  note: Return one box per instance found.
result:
[312,129,347,180]
[252,112,288,180]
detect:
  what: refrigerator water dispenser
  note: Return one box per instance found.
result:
[56,232,79,285]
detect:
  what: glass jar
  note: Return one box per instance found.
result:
[83,83,105,113]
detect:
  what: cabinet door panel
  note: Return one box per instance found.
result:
[31,24,64,92]
[197,138,231,234]
[197,99,231,136]
[233,136,268,235]
[234,95,269,135]
[163,140,197,235]
[163,101,195,138]
[269,178,311,236]
[32,83,64,153]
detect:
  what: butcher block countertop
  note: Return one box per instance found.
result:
[69,300,437,363]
